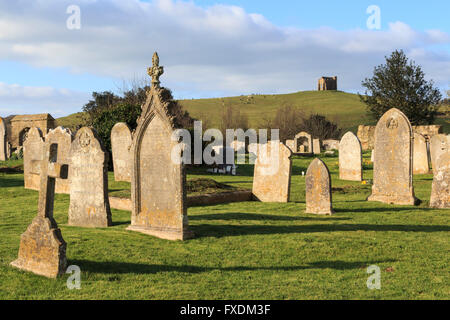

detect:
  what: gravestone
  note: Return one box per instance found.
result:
[128,52,193,240]
[430,134,449,172]
[285,139,295,153]
[339,131,362,181]
[111,122,132,182]
[305,158,334,215]
[370,149,375,163]
[413,133,429,174]
[11,141,68,278]
[294,132,312,154]
[252,141,292,202]
[368,108,418,205]
[429,153,450,208]
[0,117,6,161]
[323,139,339,151]
[68,127,112,228]
[313,138,321,154]
[45,127,73,193]
[23,127,45,191]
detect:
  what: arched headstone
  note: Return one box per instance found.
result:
[305,158,334,215]
[339,131,362,181]
[368,108,418,205]
[111,122,132,182]
[68,127,112,228]
[252,141,292,202]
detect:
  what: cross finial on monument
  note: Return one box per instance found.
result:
[147,52,164,88]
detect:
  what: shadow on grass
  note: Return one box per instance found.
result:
[69,259,396,275]
[189,212,351,222]
[335,206,434,213]
[0,177,24,188]
[191,223,450,238]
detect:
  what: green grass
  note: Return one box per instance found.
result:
[0,153,449,300]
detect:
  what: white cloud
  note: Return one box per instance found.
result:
[0,82,90,117]
[0,0,448,104]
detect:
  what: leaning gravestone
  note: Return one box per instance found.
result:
[11,139,68,278]
[339,131,362,181]
[305,158,334,215]
[111,122,132,182]
[252,141,292,202]
[413,133,429,174]
[430,134,449,172]
[23,127,45,191]
[430,153,450,208]
[68,127,112,228]
[0,117,6,161]
[127,52,193,240]
[45,127,73,193]
[368,108,418,205]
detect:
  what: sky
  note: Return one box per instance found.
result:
[0,0,449,117]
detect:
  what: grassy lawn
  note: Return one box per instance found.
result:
[0,152,448,300]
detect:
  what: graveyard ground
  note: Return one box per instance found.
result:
[0,152,448,299]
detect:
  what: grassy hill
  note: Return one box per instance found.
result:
[56,90,449,134]
[178,90,374,133]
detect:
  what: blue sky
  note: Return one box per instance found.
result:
[0,0,448,117]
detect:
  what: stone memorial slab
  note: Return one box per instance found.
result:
[285,139,295,153]
[413,133,429,174]
[11,141,68,278]
[128,53,193,240]
[313,138,321,154]
[368,108,418,205]
[252,141,292,202]
[0,117,6,161]
[23,127,45,191]
[68,127,112,228]
[430,153,450,208]
[339,131,362,181]
[111,122,132,182]
[430,134,449,172]
[305,158,334,215]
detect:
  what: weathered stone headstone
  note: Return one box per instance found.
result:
[252,141,292,202]
[11,140,68,278]
[370,149,375,163]
[111,122,132,182]
[294,131,312,154]
[313,138,321,154]
[23,127,45,191]
[128,53,193,240]
[339,131,362,181]
[323,139,339,151]
[368,108,418,205]
[0,117,6,161]
[413,133,429,174]
[430,134,449,172]
[68,127,112,228]
[430,153,450,208]
[305,158,334,215]
[285,139,295,153]
[45,127,73,193]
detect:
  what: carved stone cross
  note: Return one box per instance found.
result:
[11,143,68,278]
[147,52,164,88]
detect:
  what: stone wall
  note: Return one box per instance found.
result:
[9,114,56,148]
[357,124,443,150]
